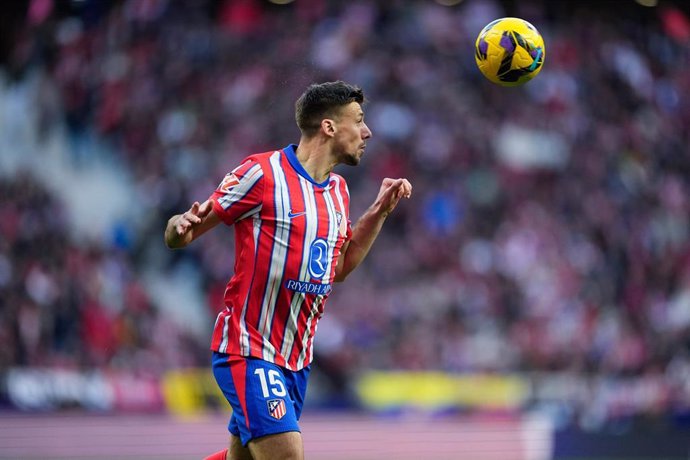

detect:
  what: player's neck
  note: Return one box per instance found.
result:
[295,138,336,183]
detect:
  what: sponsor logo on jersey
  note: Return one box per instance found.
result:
[285,279,332,295]
[308,238,329,278]
[267,399,286,420]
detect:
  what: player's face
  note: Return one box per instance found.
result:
[333,102,372,166]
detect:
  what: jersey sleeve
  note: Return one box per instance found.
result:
[335,174,353,241]
[209,158,264,226]
[343,187,353,241]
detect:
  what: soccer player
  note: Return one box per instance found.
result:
[164,81,412,460]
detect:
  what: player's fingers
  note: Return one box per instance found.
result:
[381,177,403,191]
[382,177,396,187]
[176,219,190,236]
[199,200,213,217]
[190,201,200,215]
[392,178,408,194]
[396,183,405,198]
[382,179,402,198]
[184,212,202,224]
[387,178,403,190]
[401,178,412,198]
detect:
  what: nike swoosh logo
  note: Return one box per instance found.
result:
[288,211,307,218]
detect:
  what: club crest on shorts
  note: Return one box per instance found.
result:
[267,398,286,420]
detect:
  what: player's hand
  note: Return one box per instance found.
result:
[174,200,213,236]
[375,178,412,217]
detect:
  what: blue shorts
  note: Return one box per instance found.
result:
[212,352,310,446]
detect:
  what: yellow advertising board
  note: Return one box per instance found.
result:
[356,372,528,411]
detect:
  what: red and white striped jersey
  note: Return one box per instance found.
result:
[209,145,352,371]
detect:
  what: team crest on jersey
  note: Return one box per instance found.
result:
[336,211,347,237]
[267,399,286,420]
[219,173,240,192]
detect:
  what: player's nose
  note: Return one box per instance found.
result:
[362,122,372,139]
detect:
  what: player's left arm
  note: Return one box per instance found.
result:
[333,178,412,282]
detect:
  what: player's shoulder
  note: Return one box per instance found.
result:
[247,149,279,161]
[231,149,281,174]
[329,173,350,193]
[329,172,348,183]
[236,149,282,171]
[236,151,267,166]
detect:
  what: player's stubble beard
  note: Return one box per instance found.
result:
[336,145,363,166]
[341,152,360,166]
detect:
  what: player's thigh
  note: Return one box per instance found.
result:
[229,434,253,460]
[248,431,303,460]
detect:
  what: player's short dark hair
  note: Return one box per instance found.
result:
[295,81,365,136]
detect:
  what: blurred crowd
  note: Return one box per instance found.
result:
[0,172,206,376]
[2,0,690,427]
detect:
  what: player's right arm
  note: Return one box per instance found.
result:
[164,200,221,249]
[165,157,265,249]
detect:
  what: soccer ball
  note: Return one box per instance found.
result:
[474,17,545,87]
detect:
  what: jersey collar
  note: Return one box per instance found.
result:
[283,144,332,188]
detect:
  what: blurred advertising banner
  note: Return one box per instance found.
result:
[160,369,230,416]
[3,368,164,412]
[3,368,689,427]
[356,372,528,412]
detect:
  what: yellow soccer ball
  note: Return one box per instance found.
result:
[474,17,545,87]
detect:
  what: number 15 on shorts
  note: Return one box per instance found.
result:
[254,368,287,398]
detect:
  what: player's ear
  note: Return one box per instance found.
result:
[321,118,336,137]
